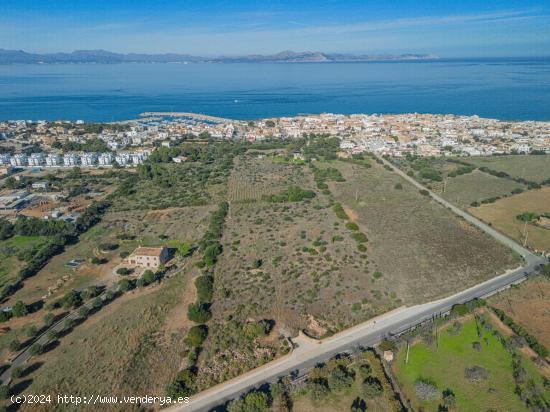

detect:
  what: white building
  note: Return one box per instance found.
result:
[45,154,62,167]
[80,153,97,167]
[63,153,79,167]
[98,153,113,166]
[115,153,130,166]
[10,154,28,167]
[28,153,45,167]
[0,154,10,165]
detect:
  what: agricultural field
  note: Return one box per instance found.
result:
[466,155,550,184]
[392,314,549,412]
[227,154,309,202]
[327,160,520,304]
[433,169,526,209]
[490,275,550,350]
[469,187,550,253]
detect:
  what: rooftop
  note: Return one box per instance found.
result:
[132,246,166,257]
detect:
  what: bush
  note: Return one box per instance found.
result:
[29,343,44,356]
[9,339,20,352]
[61,290,83,309]
[394,183,403,190]
[0,385,9,400]
[415,379,440,401]
[187,303,212,323]
[186,325,208,347]
[195,275,214,303]
[141,270,156,285]
[12,301,28,317]
[345,222,359,231]
[118,279,133,292]
[351,232,368,243]
[228,392,269,412]
[362,376,383,398]
[10,366,23,379]
[333,203,349,220]
[328,366,354,392]
[419,189,430,196]
[116,267,132,276]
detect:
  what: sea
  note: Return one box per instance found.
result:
[1,58,549,122]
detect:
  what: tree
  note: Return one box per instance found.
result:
[116,267,131,276]
[92,297,103,309]
[10,366,23,379]
[362,376,383,399]
[187,303,212,323]
[9,339,20,352]
[328,366,354,392]
[24,324,37,338]
[29,343,44,356]
[141,270,156,285]
[308,381,330,401]
[77,305,89,319]
[176,242,192,257]
[195,275,213,303]
[118,279,132,292]
[61,290,83,309]
[228,392,269,412]
[12,301,28,318]
[43,312,55,327]
[0,385,9,400]
[186,325,208,347]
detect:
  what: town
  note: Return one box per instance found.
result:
[0,113,549,176]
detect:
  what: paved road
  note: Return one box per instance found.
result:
[173,157,547,412]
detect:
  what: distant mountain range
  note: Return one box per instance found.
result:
[0,49,438,64]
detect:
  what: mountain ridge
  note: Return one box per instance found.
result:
[0,49,438,64]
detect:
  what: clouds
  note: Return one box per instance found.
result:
[1,1,549,56]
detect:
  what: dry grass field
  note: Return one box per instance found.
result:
[490,276,550,350]
[469,187,550,253]
[19,266,196,412]
[328,161,520,304]
[466,155,550,183]
[432,170,525,209]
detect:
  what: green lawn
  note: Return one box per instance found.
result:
[393,318,532,411]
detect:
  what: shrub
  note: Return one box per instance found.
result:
[351,232,368,243]
[187,303,212,323]
[141,270,156,285]
[333,203,349,220]
[29,343,44,356]
[328,366,354,392]
[0,385,9,400]
[195,275,214,303]
[362,376,383,398]
[186,325,208,347]
[394,183,403,190]
[116,267,131,276]
[118,279,133,292]
[12,301,28,317]
[419,189,430,196]
[9,339,20,352]
[414,379,440,401]
[345,222,359,231]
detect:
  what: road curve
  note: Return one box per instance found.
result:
[172,156,546,412]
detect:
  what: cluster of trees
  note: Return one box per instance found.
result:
[262,185,315,203]
[310,165,345,192]
[516,211,548,223]
[199,201,229,267]
[492,307,548,358]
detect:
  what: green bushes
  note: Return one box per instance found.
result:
[345,222,359,231]
[262,185,316,203]
[492,308,549,358]
[351,232,368,243]
[187,303,212,323]
[195,275,214,303]
[186,325,208,347]
[333,203,349,220]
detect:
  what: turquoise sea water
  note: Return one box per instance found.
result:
[1,59,549,121]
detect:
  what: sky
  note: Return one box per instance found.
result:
[1,0,550,57]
